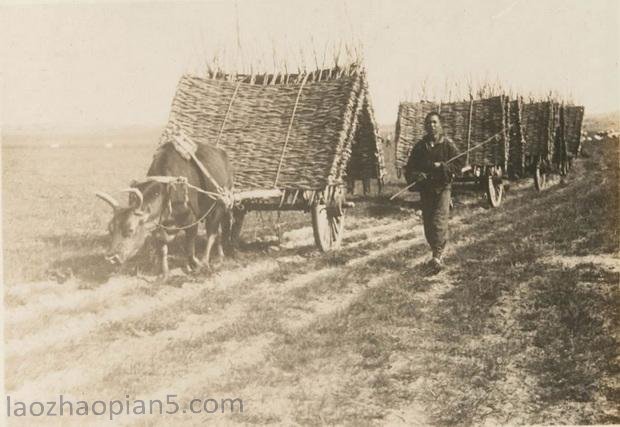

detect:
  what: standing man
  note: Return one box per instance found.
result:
[404,112,462,272]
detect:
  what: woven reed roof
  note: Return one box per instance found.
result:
[163,65,384,191]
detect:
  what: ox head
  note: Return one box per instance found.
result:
[96,181,165,265]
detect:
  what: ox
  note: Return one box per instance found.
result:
[96,141,234,278]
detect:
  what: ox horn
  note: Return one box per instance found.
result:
[121,187,144,210]
[95,192,119,210]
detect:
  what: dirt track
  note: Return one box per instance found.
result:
[4,141,620,426]
[6,209,431,422]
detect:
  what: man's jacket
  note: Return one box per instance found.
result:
[404,134,461,193]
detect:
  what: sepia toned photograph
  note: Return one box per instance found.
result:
[1,0,618,425]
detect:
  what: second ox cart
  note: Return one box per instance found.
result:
[395,96,510,207]
[394,96,585,201]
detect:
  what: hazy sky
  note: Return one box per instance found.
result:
[1,0,618,132]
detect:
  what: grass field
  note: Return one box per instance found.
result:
[2,134,619,425]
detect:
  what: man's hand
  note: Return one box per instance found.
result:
[432,162,453,184]
[413,172,428,181]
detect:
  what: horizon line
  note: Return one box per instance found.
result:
[3,108,618,136]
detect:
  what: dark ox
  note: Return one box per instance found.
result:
[96,142,233,277]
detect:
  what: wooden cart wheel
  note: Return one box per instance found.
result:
[486,174,504,208]
[311,203,345,252]
[534,164,548,191]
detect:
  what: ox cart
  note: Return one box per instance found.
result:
[395,96,509,207]
[514,101,584,191]
[163,63,385,251]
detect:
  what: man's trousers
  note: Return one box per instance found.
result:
[419,187,451,259]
